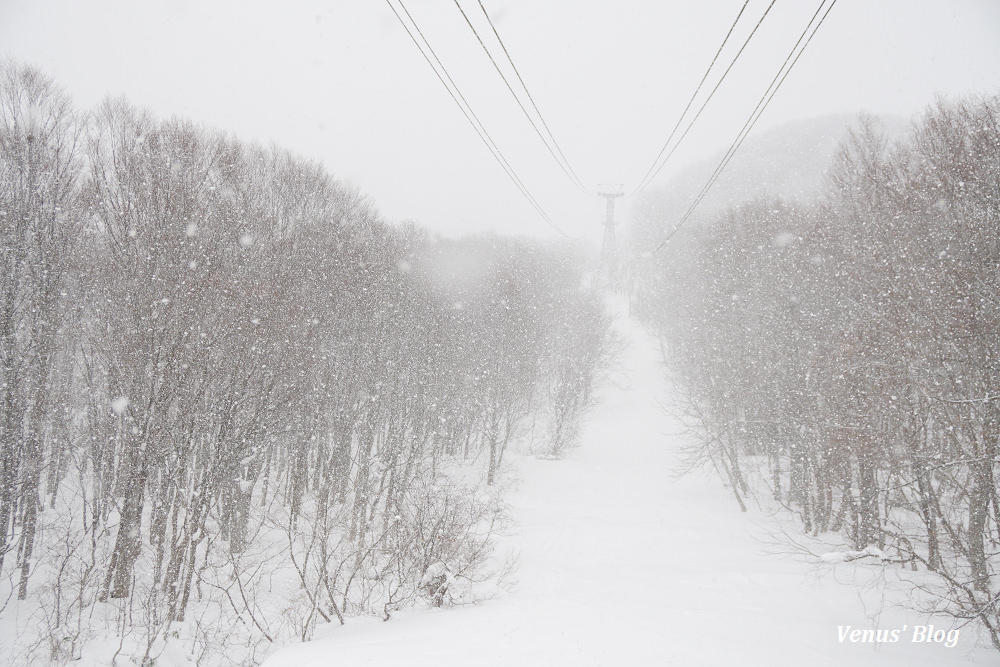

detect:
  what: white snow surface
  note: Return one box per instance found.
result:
[263,300,992,666]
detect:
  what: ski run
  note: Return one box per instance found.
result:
[262,298,993,666]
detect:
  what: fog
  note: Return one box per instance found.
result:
[2,0,997,237]
[2,2,1000,664]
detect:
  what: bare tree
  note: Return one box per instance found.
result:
[640,96,1000,650]
[0,61,83,600]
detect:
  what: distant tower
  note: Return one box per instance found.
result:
[597,184,624,285]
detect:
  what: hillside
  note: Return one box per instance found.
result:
[630,113,910,234]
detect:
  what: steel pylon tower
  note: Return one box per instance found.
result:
[597,184,624,275]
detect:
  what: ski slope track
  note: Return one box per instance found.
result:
[264,298,992,666]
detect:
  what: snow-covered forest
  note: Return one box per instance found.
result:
[0,61,613,664]
[2,52,1000,665]
[628,94,1000,651]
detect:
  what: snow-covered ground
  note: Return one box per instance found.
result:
[262,300,993,666]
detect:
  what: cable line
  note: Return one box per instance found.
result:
[633,0,776,196]
[652,0,838,254]
[631,0,751,196]
[464,0,590,194]
[385,0,573,237]
[678,0,837,229]
[390,0,556,231]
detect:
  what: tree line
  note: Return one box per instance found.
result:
[0,61,612,665]
[631,94,1000,651]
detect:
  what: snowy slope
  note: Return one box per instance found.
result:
[261,299,993,666]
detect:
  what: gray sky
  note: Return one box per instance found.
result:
[2,0,998,240]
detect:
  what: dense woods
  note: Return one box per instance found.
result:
[0,62,612,665]
[631,95,1000,650]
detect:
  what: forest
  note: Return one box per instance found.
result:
[629,94,1000,650]
[4,50,999,663]
[0,61,612,664]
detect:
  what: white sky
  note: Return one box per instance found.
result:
[2,0,998,240]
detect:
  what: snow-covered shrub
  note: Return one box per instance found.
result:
[544,293,614,458]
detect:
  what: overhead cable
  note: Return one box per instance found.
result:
[386,0,574,237]
[632,0,776,196]
[652,0,839,254]
[631,0,752,196]
[456,0,590,194]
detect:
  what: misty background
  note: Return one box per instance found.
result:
[2,1,1000,665]
[2,0,998,237]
